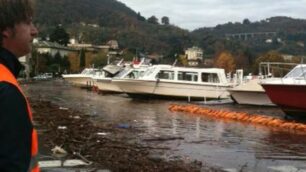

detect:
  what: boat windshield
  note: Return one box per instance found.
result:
[284,65,306,78]
[81,69,99,75]
[114,68,131,78]
[142,67,156,77]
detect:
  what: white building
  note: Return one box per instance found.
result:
[35,41,77,57]
[185,46,203,66]
[107,40,119,50]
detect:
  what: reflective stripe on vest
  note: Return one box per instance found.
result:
[0,64,40,172]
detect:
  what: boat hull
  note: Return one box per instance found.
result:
[229,90,274,106]
[261,84,306,117]
[62,76,94,88]
[113,79,231,100]
[94,78,122,93]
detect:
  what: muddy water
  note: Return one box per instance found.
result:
[24,80,306,172]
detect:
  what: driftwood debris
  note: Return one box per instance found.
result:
[31,99,207,172]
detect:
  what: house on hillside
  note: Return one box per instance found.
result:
[35,41,78,57]
[185,46,203,66]
[68,42,110,53]
[107,40,119,50]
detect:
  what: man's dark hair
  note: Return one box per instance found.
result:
[0,0,34,45]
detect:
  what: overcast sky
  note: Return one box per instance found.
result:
[118,0,306,31]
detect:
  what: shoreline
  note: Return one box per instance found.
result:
[31,98,223,171]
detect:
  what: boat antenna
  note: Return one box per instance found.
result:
[172,53,178,66]
[172,59,177,67]
[117,58,124,66]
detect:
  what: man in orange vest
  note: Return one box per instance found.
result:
[0,0,39,171]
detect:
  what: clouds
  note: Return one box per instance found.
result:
[118,0,306,30]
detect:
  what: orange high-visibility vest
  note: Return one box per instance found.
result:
[0,64,40,172]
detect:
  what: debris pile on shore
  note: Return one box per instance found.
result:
[31,99,219,172]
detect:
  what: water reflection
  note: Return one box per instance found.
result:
[172,116,178,135]
[195,117,200,138]
[24,80,306,171]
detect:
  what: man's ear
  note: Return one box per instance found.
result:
[2,28,13,38]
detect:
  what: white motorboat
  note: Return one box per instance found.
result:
[261,64,306,117]
[112,65,234,100]
[92,66,149,93]
[62,68,101,87]
[228,79,275,106]
[228,62,299,106]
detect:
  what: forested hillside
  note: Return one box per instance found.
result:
[191,17,306,56]
[34,0,306,66]
[35,0,191,60]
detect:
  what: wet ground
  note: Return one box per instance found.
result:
[24,80,306,172]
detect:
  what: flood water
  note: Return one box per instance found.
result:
[24,80,306,172]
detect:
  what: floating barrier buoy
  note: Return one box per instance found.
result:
[168,104,306,132]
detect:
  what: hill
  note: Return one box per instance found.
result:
[34,0,191,60]
[191,16,306,56]
[34,1,306,63]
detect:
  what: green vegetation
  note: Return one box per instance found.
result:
[31,51,70,75]
[34,0,306,74]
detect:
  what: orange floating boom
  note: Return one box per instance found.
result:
[168,104,306,132]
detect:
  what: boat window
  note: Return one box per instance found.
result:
[201,73,220,83]
[285,66,306,78]
[156,70,175,80]
[138,71,146,78]
[177,71,198,82]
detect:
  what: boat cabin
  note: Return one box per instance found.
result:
[139,65,230,85]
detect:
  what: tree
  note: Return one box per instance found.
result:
[137,12,146,21]
[121,48,136,61]
[61,56,70,73]
[243,18,251,25]
[161,16,169,25]
[147,15,159,24]
[214,51,236,73]
[254,51,285,76]
[30,51,50,75]
[47,52,70,74]
[178,55,188,66]
[49,25,70,45]
[234,49,252,72]
[79,49,86,70]
[92,52,108,67]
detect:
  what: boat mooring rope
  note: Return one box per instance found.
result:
[168,104,306,132]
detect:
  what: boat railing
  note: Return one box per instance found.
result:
[259,62,306,84]
[226,69,244,87]
[259,62,298,78]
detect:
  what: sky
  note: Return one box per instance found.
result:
[118,0,306,31]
